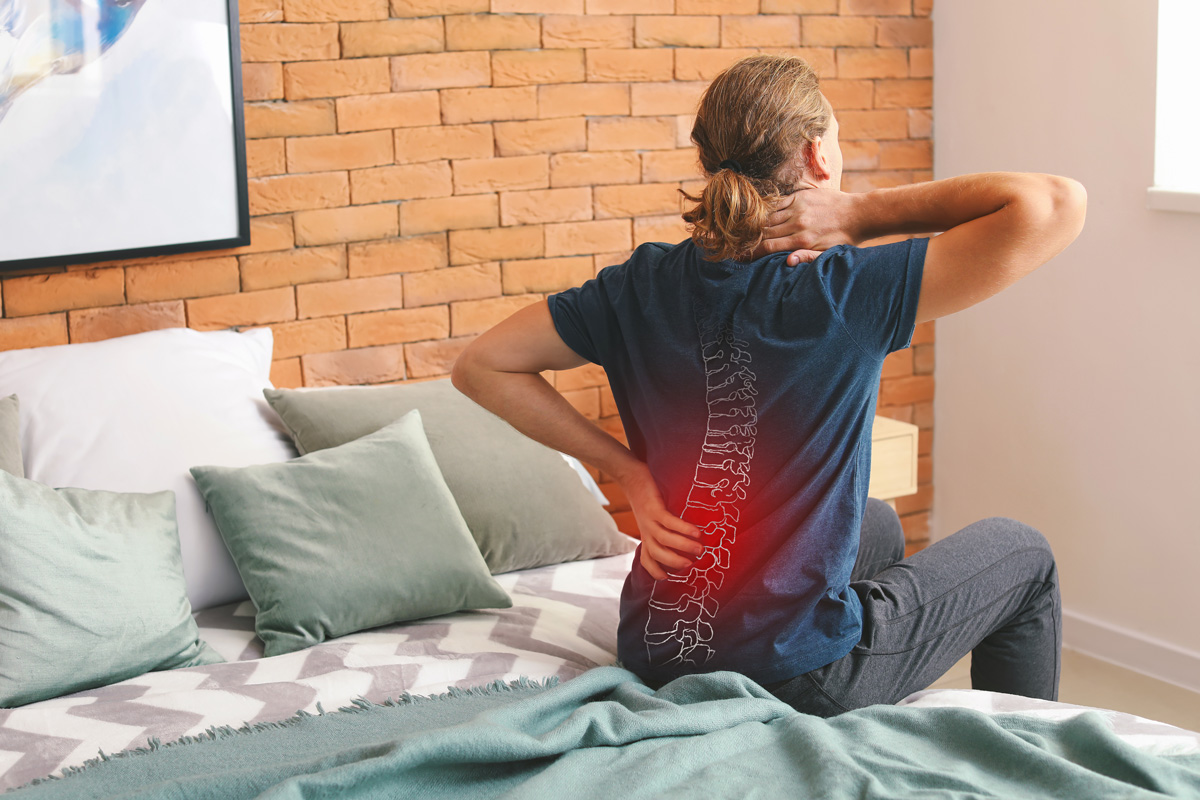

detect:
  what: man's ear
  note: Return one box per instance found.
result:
[807,137,832,182]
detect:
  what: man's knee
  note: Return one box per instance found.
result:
[979,517,1057,577]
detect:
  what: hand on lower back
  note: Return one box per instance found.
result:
[618,463,702,581]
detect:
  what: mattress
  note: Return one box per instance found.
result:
[1,550,1197,792]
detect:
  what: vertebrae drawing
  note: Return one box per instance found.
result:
[644,319,758,668]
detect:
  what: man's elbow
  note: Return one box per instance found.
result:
[450,345,479,398]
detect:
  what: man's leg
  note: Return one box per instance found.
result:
[851,498,907,582]
[766,516,1062,716]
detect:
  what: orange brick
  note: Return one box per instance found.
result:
[391,51,491,91]
[494,0,581,11]
[841,139,881,170]
[493,50,585,87]
[284,58,390,100]
[242,216,297,255]
[453,155,549,194]
[246,138,286,178]
[909,108,932,138]
[244,100,336,139]
[823,78,874,109]
[881,347,913,379]
[586,49,673,82]
[879,139,931,170]
[538,83,629,118]
[186,287,297,331]
[875,78,932,108]
[240,23,338,62]
[802,15,875,46]
[340,18,444,56]
[594,249,632,273]
[838,109,908,139]
[676,0,756,13]
[284,0,387,21]
[545,220,630,256]
[302,344,406,385]
[297,274,404,317]
[67,301,186,344]
[240,246,348,291]
[404,336,477,378]
[3,269,123,317]
[543,15,633,48]
[248,172,349,215]
[913,0,930,14]
[241,0,283,23]
[877,17,931,47]
[394,124,493,164]
[634,16,718,47]
[270,316,348,358]
[641,149,702,182]
[633,214,689,246]
[400,194,499,234]
[404,263,501,306]
[274,358,304,388]
[294,204,400,246]
[588,117,674,151]
[336,91,440,133]
[500,256,591,294]
[440,86,538,125]
[912,342,934,374]
[242,63,284,101]
[840,0,910,14]
[837,47,908,79]
[629,81,705,116]
[550,151,641,187]
[0,313,67,350]
[350,161,453,204]
[392,0,485,15]
[585,0,671,11]
[450,294,542,336]
[445,14,540,50]
[500,187,593,225]
[673,47,756,81]
[449,226,543,265]
[126,257,240,303]
[762,0,837,10]
[348,305,449,346]
[494,118,586,156]
[348,234,448,277]
[286,130,393,173]
[599,386,618,417]
[909,47,932,79]
[722,15,799,47]
[840,170,913,192]
[593,183,679,218]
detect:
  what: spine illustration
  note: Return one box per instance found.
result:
[644,321,758,668]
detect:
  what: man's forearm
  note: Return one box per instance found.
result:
[852,172,1062,242]
[452,366,644,484]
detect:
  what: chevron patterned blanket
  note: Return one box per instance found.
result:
[2,550,1198,793]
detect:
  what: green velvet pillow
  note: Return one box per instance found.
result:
[263,379,635,575]
[0,472,223,708]
[0,394,23,477]
[190,410,513,658]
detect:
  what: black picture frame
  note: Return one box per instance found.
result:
[0,0,250,274]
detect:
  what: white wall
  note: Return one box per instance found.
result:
[932,0,1200,692]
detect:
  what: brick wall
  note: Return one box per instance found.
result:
[0,0,934,553]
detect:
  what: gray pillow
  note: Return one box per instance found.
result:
[0,394,23,477]
[0,471,223,707]
[190,411,513,658]
[263,379,635,575]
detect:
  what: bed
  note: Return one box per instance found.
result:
[1,327,1199,798]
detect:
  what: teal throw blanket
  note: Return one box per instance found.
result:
[11,666,1200,799]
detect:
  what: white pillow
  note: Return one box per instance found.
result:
[0,327,297,610]
[560,453,609,506]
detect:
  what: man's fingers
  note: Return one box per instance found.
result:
[656,512,700,538]
[640,548,668,581]
[659,529,704,556]
[786,249,822,266]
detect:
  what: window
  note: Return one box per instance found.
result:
[1149,0,1200,212]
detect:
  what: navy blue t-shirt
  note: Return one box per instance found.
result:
[547,236,928,688]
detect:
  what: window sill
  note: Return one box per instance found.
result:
[1147,187,1200,214]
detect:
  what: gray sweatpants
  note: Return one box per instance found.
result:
[763,498,1062,716]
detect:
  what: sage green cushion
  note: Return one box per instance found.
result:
[0,471,223,708]
[190,410,513,658]
[263,379,635,575]
[0,394,23,477]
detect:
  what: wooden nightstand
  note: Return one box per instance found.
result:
[868,416,920,511]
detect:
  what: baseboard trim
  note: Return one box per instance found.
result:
[1063,608,1200,695]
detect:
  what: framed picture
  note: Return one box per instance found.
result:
[0,0,249,272]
